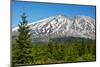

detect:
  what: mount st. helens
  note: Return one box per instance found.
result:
[12,15,95,42]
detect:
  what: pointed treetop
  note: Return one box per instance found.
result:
[21,12,28,24]
[21,12,27,19]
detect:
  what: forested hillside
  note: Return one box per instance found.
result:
[12,37,96,66]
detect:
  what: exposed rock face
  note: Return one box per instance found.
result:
[12,15,96,42]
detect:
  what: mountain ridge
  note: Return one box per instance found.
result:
[12,15,96,42]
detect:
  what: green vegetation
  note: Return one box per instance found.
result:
[12,37,96,66]
[12,13,33,67]
[12,13,96,66]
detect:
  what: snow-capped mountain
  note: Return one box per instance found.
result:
[12,15,95,42]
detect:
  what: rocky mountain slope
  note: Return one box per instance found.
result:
[12,15,96,42]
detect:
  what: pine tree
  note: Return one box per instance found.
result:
[15,13,33,65]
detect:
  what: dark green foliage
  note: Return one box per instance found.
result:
[12,36,96,65]
[12,13,33,66]
[47,39,65,60]
[47,37,96,63]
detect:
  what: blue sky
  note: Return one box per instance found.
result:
[12,0,96,27]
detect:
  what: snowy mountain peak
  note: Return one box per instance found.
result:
[12,15,96,42]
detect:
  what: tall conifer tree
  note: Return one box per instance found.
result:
[15,13,33,65]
